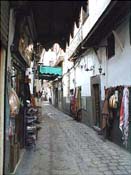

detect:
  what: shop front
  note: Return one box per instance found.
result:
[101,86,131,152]
[8,15,33,172]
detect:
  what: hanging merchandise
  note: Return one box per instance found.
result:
[8,123,13,138]
[119,87,129,147]
[109,90,118,109]
[70,88,77,115]
[8,119,15,139]
[9,88,20,117]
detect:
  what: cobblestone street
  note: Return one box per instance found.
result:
[15,102,131,175]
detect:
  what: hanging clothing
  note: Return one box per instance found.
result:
[119,87,129,147]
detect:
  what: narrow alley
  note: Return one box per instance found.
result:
[15,102,131,175]
[1,1,131,175]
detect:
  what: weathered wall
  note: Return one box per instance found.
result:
[83,0,111,39]
[62,97,71,116]
[107,18,131,87]
[81,96,93,127]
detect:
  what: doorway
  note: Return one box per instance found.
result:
[93,84,101,127]
[55,88,58,107]
[91,76,101,128]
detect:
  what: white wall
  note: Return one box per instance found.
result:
[62,75,68,97]
[82,0,111,40]
[67,0,111,61]
[69,51,95,97]
[75,50,101,97]
[42,50,57,66]
[80,17,131,99]
[62,54,73,97]
[65,48,106,100]
[89,0,111,24]
[74,17,131,100]
[99,48,107,100]
[70,68,75,90]
[64,1,130,101]
[107,18,131,87]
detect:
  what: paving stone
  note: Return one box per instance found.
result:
[98,164,108,168]
[100,167,110,172]
[118,166,127,171]
[111,159,119,163]
[15,102,131,175]
[126,169,131,174]
[113,170,127,175]
[108,166,118,171]
[104,171,113,175]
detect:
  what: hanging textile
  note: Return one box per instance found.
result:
[119,87,129,147]
[101,89,111,129]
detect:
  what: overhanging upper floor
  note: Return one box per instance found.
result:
[68,1,131,61]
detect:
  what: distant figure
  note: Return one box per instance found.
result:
[49,97,52,104]
[38,91,41,102]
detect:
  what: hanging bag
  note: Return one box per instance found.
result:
[9,88,20,117]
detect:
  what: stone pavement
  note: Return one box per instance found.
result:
[15,102,131,175]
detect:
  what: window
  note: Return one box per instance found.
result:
[107,33,115,59]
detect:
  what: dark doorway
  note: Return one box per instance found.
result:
[91,75,101,128]
[93,84,101,127]
[55,88,58,107]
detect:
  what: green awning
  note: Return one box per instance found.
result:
[39,66,62,75]
[38,66,62,80]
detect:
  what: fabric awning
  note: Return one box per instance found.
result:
[38,66,62,80]
[39,66,62,75]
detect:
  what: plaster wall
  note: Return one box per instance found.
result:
[107,19,131,87]
[82,0,111,39]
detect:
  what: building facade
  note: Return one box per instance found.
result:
[62,0,131,151]
[0,2,36,174]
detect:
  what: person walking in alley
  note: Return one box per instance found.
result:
[49,96,52,104]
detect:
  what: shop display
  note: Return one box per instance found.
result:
[101,85,130,148]
[9,88,20,117]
